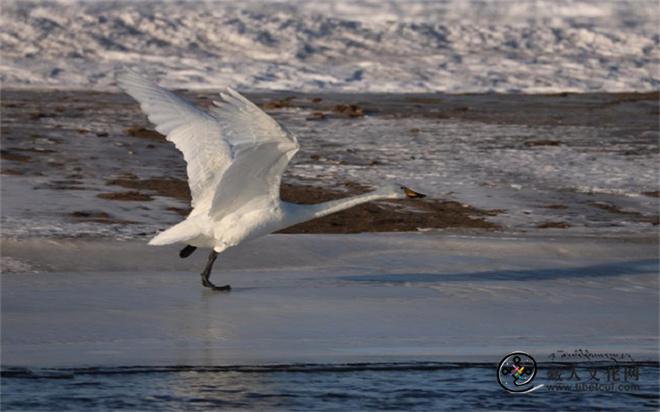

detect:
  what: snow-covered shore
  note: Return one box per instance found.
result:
[2,0,658,93]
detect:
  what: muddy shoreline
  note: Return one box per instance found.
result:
[3,88,658,128]
[1,89,657,237]
[97,174,500,232]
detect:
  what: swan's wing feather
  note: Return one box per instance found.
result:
[210,87,299,148]
[208,87,299,218]
[209,141,297,219]
[117,71,299,218]
[117,71,232,207]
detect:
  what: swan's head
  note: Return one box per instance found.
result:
[377,183,426,199]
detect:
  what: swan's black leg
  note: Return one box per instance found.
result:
[179,245,197,258]
[200,250,231,291]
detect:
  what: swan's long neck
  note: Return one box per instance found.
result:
[283,190,389,227]
[309,191,388,219]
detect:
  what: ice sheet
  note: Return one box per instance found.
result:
[2,233,658,367]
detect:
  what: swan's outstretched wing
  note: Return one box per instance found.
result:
[207,88,298,218]
[117,71,299,217]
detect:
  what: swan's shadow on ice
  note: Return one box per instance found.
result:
[338,259,658,284]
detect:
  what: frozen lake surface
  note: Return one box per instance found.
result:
[2,233,657,368]
[2,233,658,410]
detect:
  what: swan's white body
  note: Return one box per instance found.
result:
[117,72,421,255]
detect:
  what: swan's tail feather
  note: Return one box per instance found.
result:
[149,220,200,246]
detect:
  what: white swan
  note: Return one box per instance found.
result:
[117,71,425,290]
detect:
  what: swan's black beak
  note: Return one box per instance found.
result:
[403,186,426,199]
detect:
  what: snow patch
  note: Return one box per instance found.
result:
[1,0,658,92]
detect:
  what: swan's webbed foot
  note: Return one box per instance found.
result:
[200,250,231,292]
[202,279,232,292]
